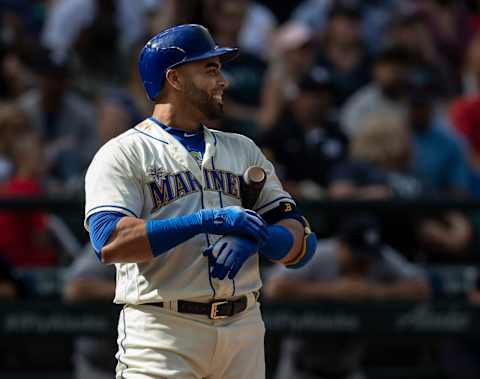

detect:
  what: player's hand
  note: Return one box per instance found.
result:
[203,235,259,280]
[201,206,268,243]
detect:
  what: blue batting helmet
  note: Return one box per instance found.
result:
[138,24,239,101]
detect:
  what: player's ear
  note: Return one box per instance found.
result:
[165,68,183,91]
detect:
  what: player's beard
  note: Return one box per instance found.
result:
[184,79,223,120]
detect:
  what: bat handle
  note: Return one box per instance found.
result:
[241,166,266,210]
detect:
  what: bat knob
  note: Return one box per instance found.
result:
[243,166,266,186]
[241,166,266,210]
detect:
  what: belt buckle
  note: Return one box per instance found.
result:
[210,300,229,320]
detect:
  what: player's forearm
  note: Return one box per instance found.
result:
[274,219,304,264]
[101,217,154,264]
[258,217,316,269]
[99,210,207,264]
[100,207,268,264]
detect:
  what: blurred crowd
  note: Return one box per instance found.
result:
[2,0,480,378]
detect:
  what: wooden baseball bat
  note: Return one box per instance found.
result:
[240,166,266,210]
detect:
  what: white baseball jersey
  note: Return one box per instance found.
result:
[85,118,295,304]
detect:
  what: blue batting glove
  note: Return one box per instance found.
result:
[203,235,259,280]
[200,206,268,243]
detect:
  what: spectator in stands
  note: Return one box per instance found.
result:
[329,113,473,261]
[329,113,414,199]
[96,91,143,146]
[258,22,316,131]
[0,45,35,100]
[41,0,146,64]
[0,102,30,182]
[207,0,277,60]
[386,12,455,98]
[0,132,57,268]
[428,25,480,197]
[101,40,152,121]
[41,0,148,97]
[0,1,46,100]
[468,0,480,32]
[448,95,480,196]
[423,0,472,85]
[290,0,405,53]
[146,0,207,39]
[0,1,44,54]
[148,0,276,61]
[315,6,371,107]
[63,245,116,379]
[408,83,471,196]
[259,67,348,199]
[94,59,145,146]
[459,29,480,95]
[17,49,97,194]
[208,0,267,138]
[340,46,410,137]
[264,215,430,379]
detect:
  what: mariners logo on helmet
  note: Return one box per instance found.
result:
[138,24,239,101]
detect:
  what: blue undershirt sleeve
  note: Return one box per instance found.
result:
[88,211,125,259]
[145,213,205,257]
[87,211,207,260]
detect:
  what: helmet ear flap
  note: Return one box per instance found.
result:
[139,47,187,101]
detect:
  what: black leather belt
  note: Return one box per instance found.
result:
[146,296,249,320]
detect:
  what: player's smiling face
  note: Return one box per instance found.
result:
[179,57,228,120]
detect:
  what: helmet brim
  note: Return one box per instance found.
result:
[170,47,239,69]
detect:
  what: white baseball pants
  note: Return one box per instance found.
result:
[115,296,265,379]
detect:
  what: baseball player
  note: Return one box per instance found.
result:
[84,24,317,379]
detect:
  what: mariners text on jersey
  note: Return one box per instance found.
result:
[148,168,241,211]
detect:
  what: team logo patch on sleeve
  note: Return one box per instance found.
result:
[281,202,295,213]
